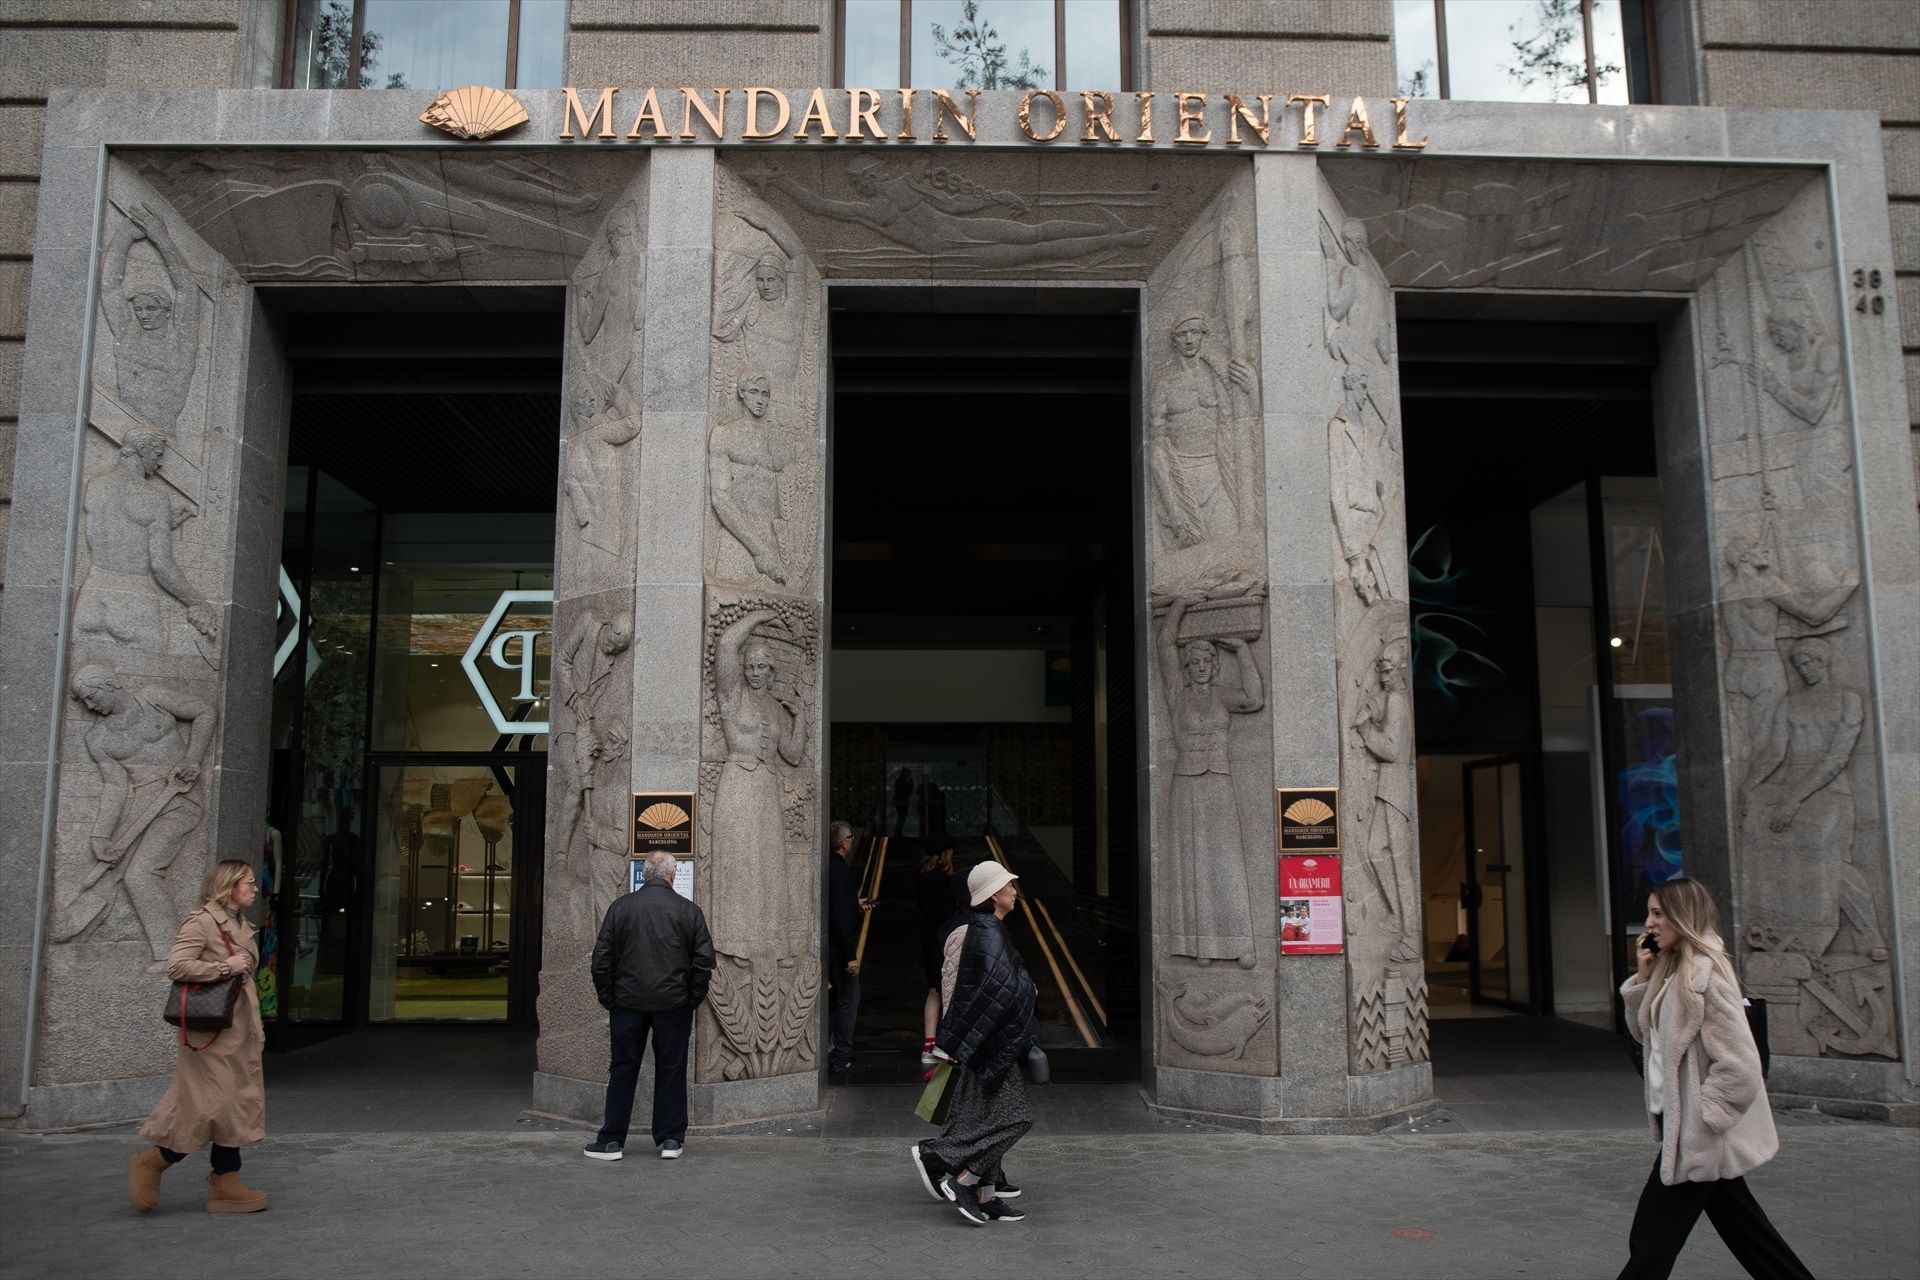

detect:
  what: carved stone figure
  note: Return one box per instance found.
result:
[1148,314,1255,551]
[1736,638,1895,1059]
[1328,369,1401,606]
[711,607,808,937]
[1155,979,1270,1060]
[1752,302,1839,429]
[575,200,641,389]
[752,155,1156,271]
[1350,635,1420,962]
[1159,593,1263,969]
[555,610,632,874]
[1323,216,1391,371]
[562,372,642,588]
[101,203,201,434]
[709,371,801,586]
[54,665,212,966]
[1720,529,1854,761]
[74,427,218,660]
[712,212,805,388]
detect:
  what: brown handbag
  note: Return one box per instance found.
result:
[159,911,247,1050]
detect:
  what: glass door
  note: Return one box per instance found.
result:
[367,755,541,1022]
[1462,755,1533,1009]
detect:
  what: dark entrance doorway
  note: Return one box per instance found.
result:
[267,297,560,1044]
[825,295,1143,1080]
[1398,314,1677,1030]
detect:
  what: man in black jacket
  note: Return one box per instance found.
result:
[826,820,870,1073]
[583,850,715,1161]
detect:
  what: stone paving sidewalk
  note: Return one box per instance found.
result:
[3,1115,1914,1279]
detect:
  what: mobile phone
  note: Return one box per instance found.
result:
[1639,931,1659,955]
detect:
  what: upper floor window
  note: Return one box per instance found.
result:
[285,0,566,90]
[839,0,1128,91]
[1394,0,1654,105]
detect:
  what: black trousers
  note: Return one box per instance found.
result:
[159,1144,241,1174]
[828,968,860,1063]
[597,1004,693,1147]
[1618,1160,1815,1280]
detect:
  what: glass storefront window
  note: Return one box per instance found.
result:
[1394,0,1648,104]
[370,514,553,753]
[842,0,1128,90]
[369,763,519,1021]
[287,0,563,90]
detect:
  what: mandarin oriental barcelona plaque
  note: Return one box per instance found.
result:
[631,792,696,858]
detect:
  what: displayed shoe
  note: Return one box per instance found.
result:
[994,1177,1021,1199]
[983,1198,1027,1223]
[659,1140,683,1159]
[457,901,475,912]
[937,1173,990,1226]
[126,1147,169,1213]
[909,1143,947,1202]
[204,1171,269,1214]
[582,1140,624,1161]
[829,1058,871,1074]
[920,1037,937,1066]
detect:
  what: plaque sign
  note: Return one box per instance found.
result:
[1276,787,1340,852]
[631,792,696,858]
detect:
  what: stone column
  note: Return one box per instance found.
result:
[4,160,285,1127]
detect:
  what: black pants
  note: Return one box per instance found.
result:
[1618,1160,1815,1280]
[597,1004,693,1147]
[159,1144,241,1174]
[828,967,860,1063]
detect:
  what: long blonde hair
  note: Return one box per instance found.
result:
[1648,877,1739,992]
[200,859,254,913]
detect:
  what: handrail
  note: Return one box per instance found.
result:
[986,835,1098,1049]
[852,835,886,967]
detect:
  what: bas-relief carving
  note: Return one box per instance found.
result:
[1156,591,1265,970]
[698,593,821,1080]
[707,174,823,594]
[101,203,202,436]
[1317,194,1429,1075]
[550,605,634,942]
[1155,977,1271,1061]
[134,151,618,283]
[1319,159,1813,294]
[53,665,213,967]
[1701,206,1893,1062]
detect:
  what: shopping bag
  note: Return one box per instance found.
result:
[914,1061,956,1125]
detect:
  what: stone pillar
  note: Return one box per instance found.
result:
[1668,171,1919,1117]
[4,160,285,1127]
[533,166,650,1122]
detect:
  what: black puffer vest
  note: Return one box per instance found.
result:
[936,912,1038,1093]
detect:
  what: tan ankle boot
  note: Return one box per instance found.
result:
[125,1147,170,1212]
[205,1170,269,1214]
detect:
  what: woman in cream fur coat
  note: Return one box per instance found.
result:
[1617,877,1812,1280]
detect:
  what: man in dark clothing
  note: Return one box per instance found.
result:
[583,850,715,1162]
[826,820,871,1073]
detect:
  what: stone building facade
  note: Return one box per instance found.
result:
[0,1,1916,1131]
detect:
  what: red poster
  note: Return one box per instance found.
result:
[1279,854,1344,955]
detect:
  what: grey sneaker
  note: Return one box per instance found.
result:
[582,1140,623,1161]
[659,1140,683,1159]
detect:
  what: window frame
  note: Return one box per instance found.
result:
[1404,0,1658,106]
[278,0,543,90]
[834,0,1133,92]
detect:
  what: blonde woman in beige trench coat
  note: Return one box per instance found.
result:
[125,859,269,1214]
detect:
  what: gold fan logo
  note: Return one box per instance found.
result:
[420,86,530,141]
[636,801,691,831]
[1283,797,1335,826]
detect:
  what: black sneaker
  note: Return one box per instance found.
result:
[983,1198,1027,1223]
[658,1140,683,1159]
[909,1143,947,1202]
[995,1178,1021,1199]
[582,1140,623,1161]
[937,1173,989,1226]
[830,1058,872,1074]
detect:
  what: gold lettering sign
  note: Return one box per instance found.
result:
[530,86,1436,151]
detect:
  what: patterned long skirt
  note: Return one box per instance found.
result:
[926,1065,1032,1183]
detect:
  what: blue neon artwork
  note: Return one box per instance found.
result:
[1618,706,1684,898]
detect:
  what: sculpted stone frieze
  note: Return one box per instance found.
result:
[134,150,622,282]
[697,592,821,1081]
[54,665,213,967]
[1156,977,1271,1062]
[1320,158,1813,294]
[100,203,202,437]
